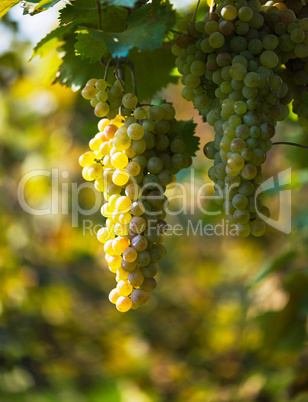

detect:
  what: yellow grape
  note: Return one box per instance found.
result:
[109,194,121,209]
[116,267,129,281]
[82,167,93,181]
[117,280,133,297]
[99,142,111,156]
[86,78,98,87]
[112,170,129,186]
[101,203,113,217]
[114,223,129,236]
[116,296,132,312]
[98,118,111,132]
[115,196,132,212]
[89,138,103,151]
[94,178,105,192]
[111,152,129,169]
[79,151,96,167]
[97,227,114,243]
[87,163,103,180]
[82,86,97,100]
[112,211,120,223]
[107,255,122,272]
[112,236,129,254]
[119,213,132,224]
[109,288,120,304]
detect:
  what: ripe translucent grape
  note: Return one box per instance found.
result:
[116,296,132,312]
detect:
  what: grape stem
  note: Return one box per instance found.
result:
[103,58,113,81]
[114,67,126,92]
[127,60,138,99]
[96,0,102,30]
[272,141,308,150]
[192,0,201,22]
[170,28,181,35]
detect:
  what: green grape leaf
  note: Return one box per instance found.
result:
[56,37,106,91]
[32,3,127,60]
[174,120,199,157]
[22,0,61,15]
[75,31,110,63]
[88,7,171,58]
[59,0,99,25]
[31,24,75,59]
[59,0,127,32]
[0,0,21,18]
[126,47,178,101]
[33,0,60,10]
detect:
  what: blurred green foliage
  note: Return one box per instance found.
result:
[0,13,308,402]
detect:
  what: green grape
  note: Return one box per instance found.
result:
[95,79,108,91]
[142,119,155,132]
[94,102,110,117]
[236,223,251,238]
[241,164,257,180]
[131,139,146,154]
[96,90,108,102]
[230,63,247,80]
[147,157,164,174]
[141,263,158,278]
[148,106,165,120]
[263,34,279,50]
[131,235,148,252]
[121,259,137,273]
[182,86,195,101]
[250,219,266,237]
[136,251,151,267]
[205,20,219,35]
[127,269,144,287]
[130,217,147,234]
[260,50,278,68]
[126,161,141,177]
[191,60,206,76]
[170,139,186,153]
[90,97,99,107]
[127,123,144,140]
[238,6,253,22]
[155,135,169,151]
[82,86,98,100]
[143,174,159,189]
[157,170,173,186]
[130,201,145,216]
[140,277,157,292]
[134,107,146,120]
[221,5,237,21]
[131,289,148,306]
[122,93,138,109]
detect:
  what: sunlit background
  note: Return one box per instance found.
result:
[0,2,308,401]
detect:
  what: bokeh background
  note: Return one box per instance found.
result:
[1,2,308,401]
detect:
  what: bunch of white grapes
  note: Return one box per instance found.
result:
[173,0,308,237]
[79,78,192,312]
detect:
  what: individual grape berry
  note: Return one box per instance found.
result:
[116,296,132,312]
[122,93,138,109]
